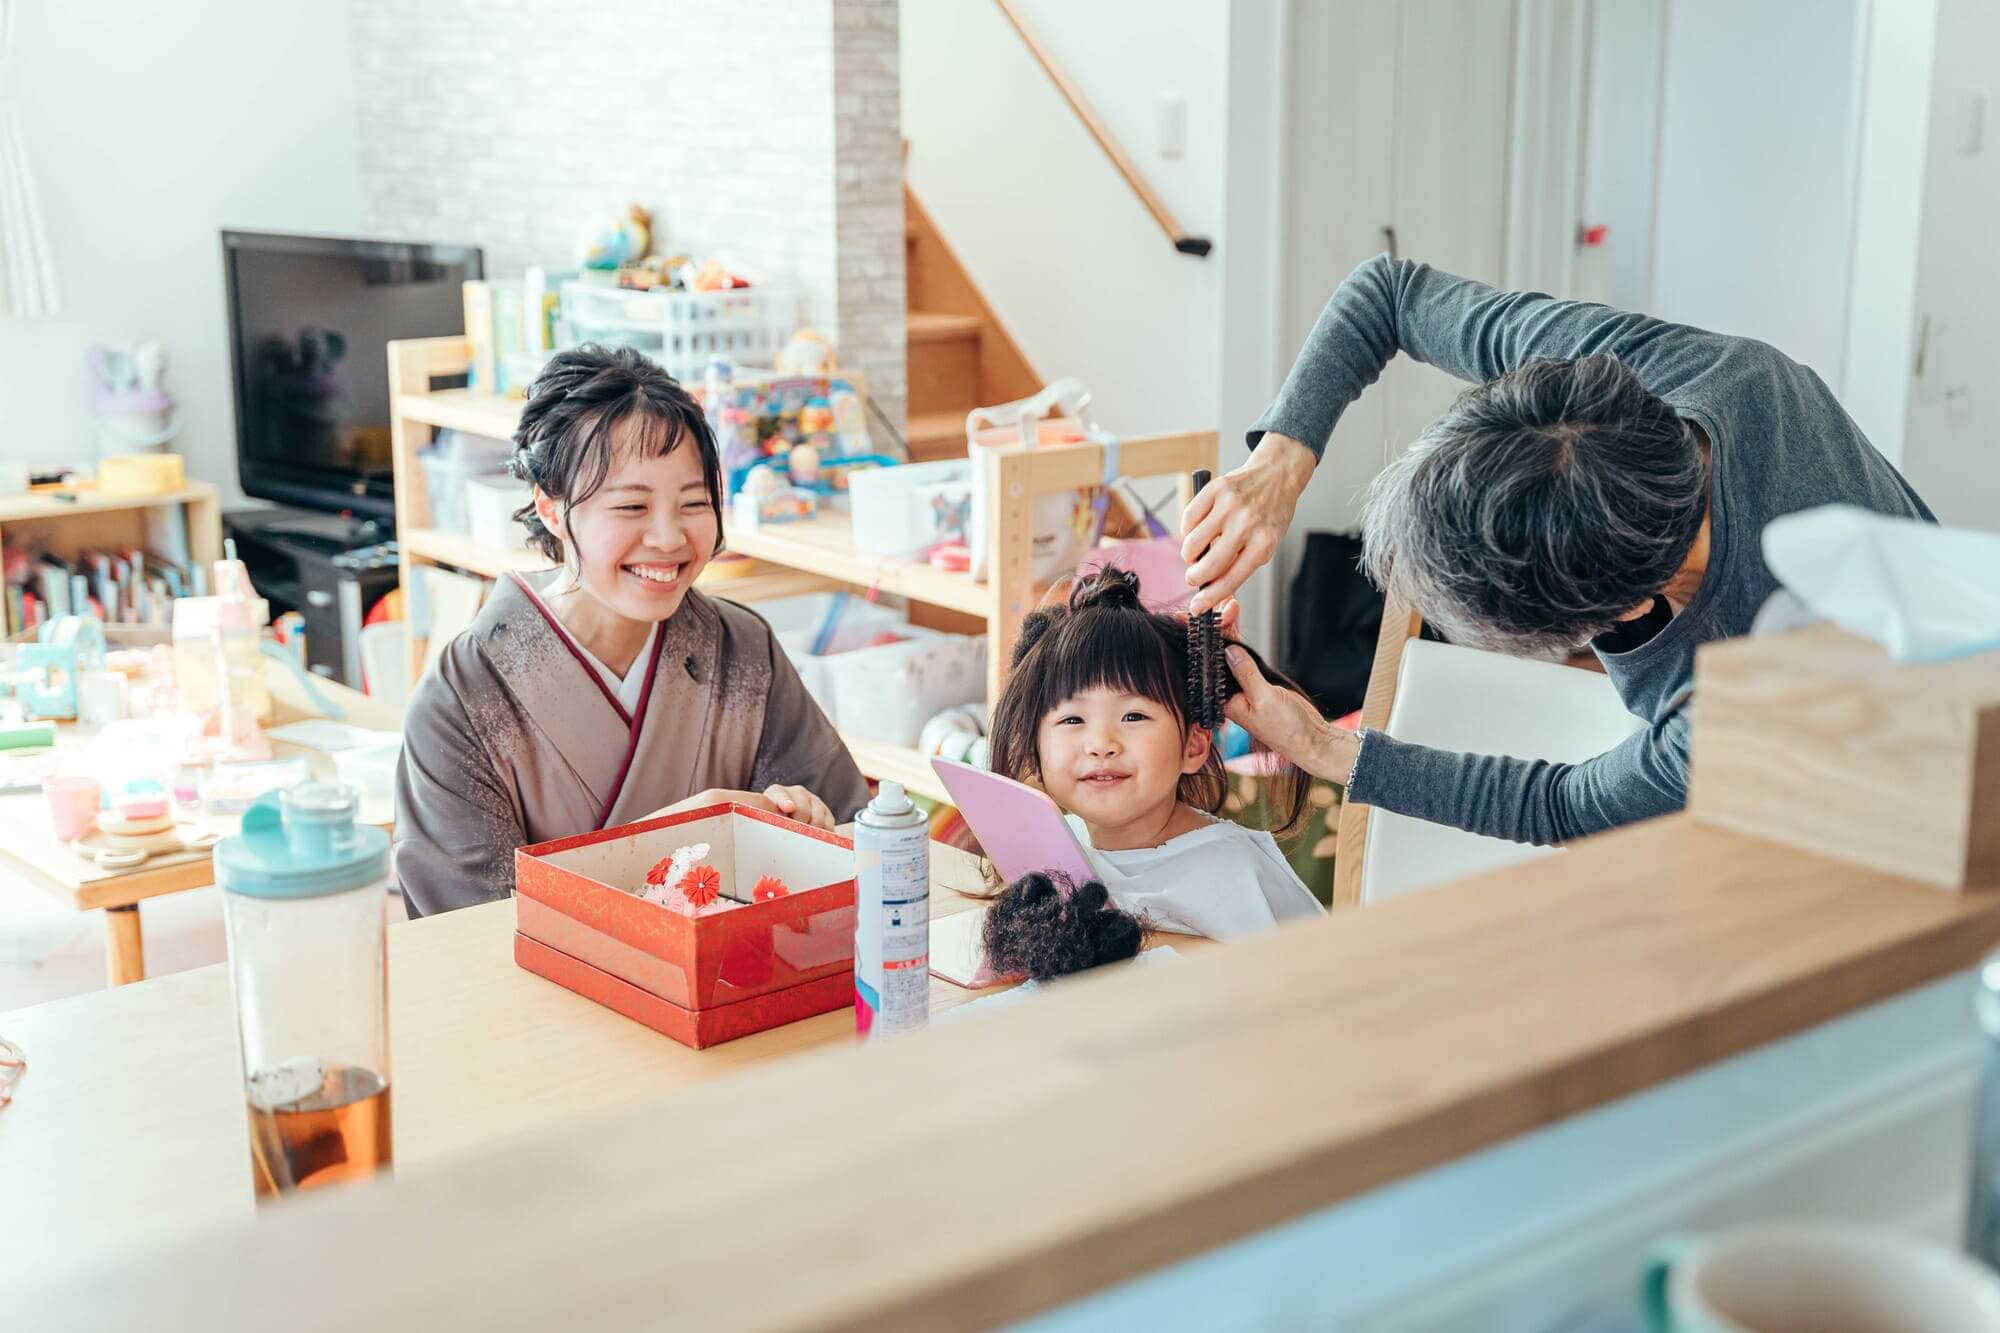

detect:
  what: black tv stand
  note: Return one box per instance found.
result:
[223,505,400,690]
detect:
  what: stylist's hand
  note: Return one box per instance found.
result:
[652,786,837,832]
[1181,432,1317,615]
[1223,646,1360,785]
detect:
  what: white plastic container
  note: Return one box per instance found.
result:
[800,625,986,747]
[216,783,393,1199]
[558,281,796,383]
[418,430,513,537]
[465,475,535,552]
[766,595,910,721]
[846,460,975,559]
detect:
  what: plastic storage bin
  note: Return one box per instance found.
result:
[418,430,513,537]
[558,281,797,383]
[757,592,908,719]
[846,459,975,560]
[781,623,986,747]
[465,475,535,552]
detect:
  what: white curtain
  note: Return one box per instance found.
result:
[0,0,59,316]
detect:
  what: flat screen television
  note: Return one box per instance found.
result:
[222,230,483,524]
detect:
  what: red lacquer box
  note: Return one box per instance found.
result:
[513,803,858,1048]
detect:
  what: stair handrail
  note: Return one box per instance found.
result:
[991,0,1213,258]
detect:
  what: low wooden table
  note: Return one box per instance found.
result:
[0,843,1193,1285]
[0,661,399,986]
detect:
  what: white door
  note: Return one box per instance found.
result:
[1902,0,2000,531]
[1381,0,1517,455]
[1273,0,1518,652]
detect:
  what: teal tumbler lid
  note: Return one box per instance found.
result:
[216,782,390,899]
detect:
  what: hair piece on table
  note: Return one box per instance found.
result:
[981,872,1145,981]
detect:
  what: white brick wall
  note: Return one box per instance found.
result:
[350,0,905,428]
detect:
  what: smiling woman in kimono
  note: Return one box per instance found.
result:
[393,345,870,917]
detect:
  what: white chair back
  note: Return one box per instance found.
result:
[1359,639,1645,904]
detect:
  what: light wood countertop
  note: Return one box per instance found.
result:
[15,813,2000,1330]
[0,843,1205,1286]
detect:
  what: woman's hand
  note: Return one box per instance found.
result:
[650,785,837,831]
[1222,646,1360,785]
[756,784,835,831]
[1180,432,1318,615]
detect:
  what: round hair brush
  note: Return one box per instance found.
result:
[1186,469,1228,731]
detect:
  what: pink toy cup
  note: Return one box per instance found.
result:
[45,775,102,842]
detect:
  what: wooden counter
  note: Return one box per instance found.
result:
[17,812,2000,1331]
[0,842,1079,1283]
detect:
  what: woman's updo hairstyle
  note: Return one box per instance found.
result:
[507,343,723,564]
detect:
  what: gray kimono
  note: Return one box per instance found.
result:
[394,573,870,917]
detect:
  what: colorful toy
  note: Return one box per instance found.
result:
[787,442,821,487]
[798,397,835,438]
[732,469,818,528]
[15,616,107,720]
[579,204,652,271]
[775,329,837,375]
[830,387,873,457]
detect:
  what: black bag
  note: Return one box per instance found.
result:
[1283,531,1383,718]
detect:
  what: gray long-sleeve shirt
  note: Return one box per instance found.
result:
[1253,255,1933,846]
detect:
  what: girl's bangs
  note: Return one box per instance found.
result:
[1039,605,1186,722]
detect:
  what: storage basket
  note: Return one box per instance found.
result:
[558,281,797,383]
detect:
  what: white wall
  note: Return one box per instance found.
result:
[351,0,908,430]
[0,2,367,498]
[1649,0,1864,387]
[900,0,1227,437]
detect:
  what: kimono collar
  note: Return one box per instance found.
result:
[476,573,723,825]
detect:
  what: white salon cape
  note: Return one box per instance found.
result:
[1065,812,1325,940]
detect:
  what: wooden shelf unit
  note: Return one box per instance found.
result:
[386,336,1217,804]
[0,482,224,633]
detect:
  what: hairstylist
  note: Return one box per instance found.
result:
[1183,254,1934,847]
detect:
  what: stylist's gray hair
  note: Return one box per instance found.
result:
[1359,354,1708,657]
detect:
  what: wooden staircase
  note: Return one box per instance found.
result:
[902,184,1042,462]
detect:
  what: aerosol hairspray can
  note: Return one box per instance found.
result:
[854,781,929,1039]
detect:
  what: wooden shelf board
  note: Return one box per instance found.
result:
[403,527,549,579]
[0,481,217,525]
[841,734,950,804]
[397,389,526,439]
[726,512,992,617]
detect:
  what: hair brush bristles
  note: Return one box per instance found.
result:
[1187,470,1226,731]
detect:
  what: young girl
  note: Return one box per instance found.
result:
[394,345,869,916]
[985,570,1324,941]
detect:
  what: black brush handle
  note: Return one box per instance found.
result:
[1186,468,1226,730]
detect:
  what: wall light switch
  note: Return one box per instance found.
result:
[1159,92,1186,161]
[1961,89,1988,157]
